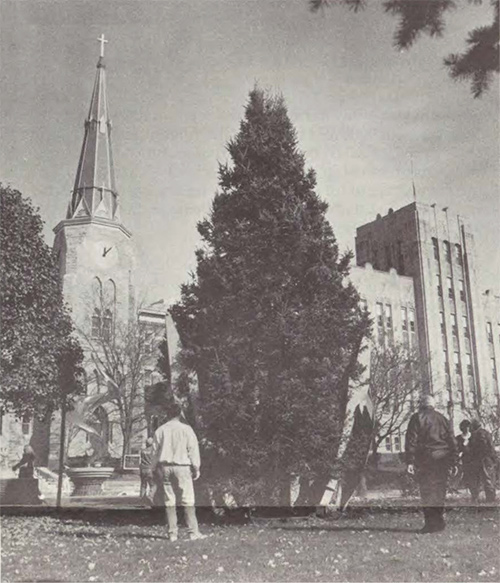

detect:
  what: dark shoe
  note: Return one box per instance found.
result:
[419,523,444,534]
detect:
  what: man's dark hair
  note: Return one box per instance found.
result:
[166,401,182,420]
[459,419,471,433]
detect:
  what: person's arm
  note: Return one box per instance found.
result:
[445,420,459,466]
[12,454,27,471]
[151,429,162,468]
[187,427,201,480]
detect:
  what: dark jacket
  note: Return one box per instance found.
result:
[12,452,35,478]
[405,406,457,466]
[140,445,154,472]
[469,426,496,464]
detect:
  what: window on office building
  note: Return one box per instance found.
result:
[376,302,383,327]
[492,358,498,380]
[443,241,451,263]
[440,312,446,335]
[447,277,453,299]
[487,322,493,343]
[393,433,401,452]
[462,315,469,337]
[455,244,463,266]
[385,304,392,329]
[432,237,439,261]
[450,313,458,337]
[459,279,465,302]
[22,414,31,435]
[437,275,442,297]
[385,437,392,452]
[454,352,461,375]
[409,309,415,333]
[401,307,408,331]
[466,354,473,377]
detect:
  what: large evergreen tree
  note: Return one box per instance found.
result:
[171,89,370,505]
[0,184,84,418]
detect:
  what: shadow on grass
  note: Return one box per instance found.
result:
[46,529,167,540]
[272,524,421,534]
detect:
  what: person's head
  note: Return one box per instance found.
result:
[419,394,435,409]
[23,445,35,456]
[166,401,183,421]
[459,419,471,435]
[145,437,153,446]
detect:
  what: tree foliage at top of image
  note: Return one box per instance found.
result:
[310,0,499,98]
[0,184,84,419]
[171,88,370,504]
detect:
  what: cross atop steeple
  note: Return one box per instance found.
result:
[97,34,108,58]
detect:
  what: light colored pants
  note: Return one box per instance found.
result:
[159,465,199,537]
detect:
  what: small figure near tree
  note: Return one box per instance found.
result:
[469,417,497,503]
[139,437,156,503]
[12,445,36,479]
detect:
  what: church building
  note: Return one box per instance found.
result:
[46,38,167,468]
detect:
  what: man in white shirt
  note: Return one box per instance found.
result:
[151,402,204,541]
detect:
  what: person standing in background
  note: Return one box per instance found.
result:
[151,401,205,542]
[469,418,497,504]
[456,419,472,496]
[405,394,458,533]
[140,437,156,503]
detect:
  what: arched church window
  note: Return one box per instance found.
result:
[91,308,101,339]
[102,309,113,342]
[104,279,116,312]
[92,277,103,304]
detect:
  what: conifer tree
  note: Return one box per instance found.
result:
[171,89,370,504]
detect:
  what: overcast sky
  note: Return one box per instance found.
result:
[1,0,498,304]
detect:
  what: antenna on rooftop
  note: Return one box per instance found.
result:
[409,155,417,202]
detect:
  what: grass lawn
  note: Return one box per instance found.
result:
[1,506,499,582]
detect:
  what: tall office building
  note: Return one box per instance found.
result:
[352,202,499,431]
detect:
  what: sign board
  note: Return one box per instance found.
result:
[122,454,140,470]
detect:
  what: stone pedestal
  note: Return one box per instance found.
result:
[66,467,115,496]
[0,478,42,506]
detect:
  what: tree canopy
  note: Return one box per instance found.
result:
[171,88,370,504]
[310,0,499,98]
[0,184,84,418]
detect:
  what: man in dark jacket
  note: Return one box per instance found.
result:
[405,394,458,533]
[469,418,497,504]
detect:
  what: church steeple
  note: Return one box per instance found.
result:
[67,35,119,222]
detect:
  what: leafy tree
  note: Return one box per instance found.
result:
[368,341,426,457]
[310,0,499,98]
[79,293,166,461]
[171,88,370,505]
[0,184,84,419]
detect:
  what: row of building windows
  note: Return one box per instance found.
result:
[384,432,402,453]
[436,275,466,302]
[372,302,415,333]
[432,238,463,267]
